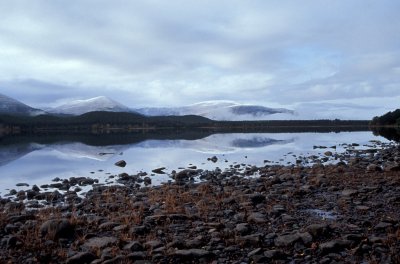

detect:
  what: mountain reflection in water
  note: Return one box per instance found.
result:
[0,130,389,195]
[0,133,295,166]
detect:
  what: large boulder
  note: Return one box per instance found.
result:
[40,219,75,240]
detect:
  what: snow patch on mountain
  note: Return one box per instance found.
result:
[135,100,295,121]
[49,96,133,115]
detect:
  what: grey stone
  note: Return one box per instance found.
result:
[235,223,251,236]
[375,222,392,230]
[66,252,97,264]
[264,249,285,259]
[124,241,144,252]
[319,239,351,255]
[115,160,127,167]
[248,248,262,257]
[366,164,382,172]
[152,167,166,174]
[99,221,119,230]
[208,156,218,163]
[40,219,74,240]
[237,234,261,246]
[247,212,267,224]
[173,249,213,258]
[143,177,152,185]
[306,223,331,238]
[275,232,312,247]
[82,236,118,250]
[144,240,163,250]
[127,252,146,261]
[341,189,358,197]
[384,163,400,171]
[250,194,265,205]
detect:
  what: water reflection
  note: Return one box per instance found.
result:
[232,137,291,148]
[372,127,400,142]
[0,143,42,166]
[0,131,389,195]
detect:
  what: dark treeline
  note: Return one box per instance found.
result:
[370,109,400,127]
[369,109,400,141]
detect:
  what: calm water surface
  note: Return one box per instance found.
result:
[0,131,390,196]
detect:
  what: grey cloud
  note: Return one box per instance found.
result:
[0,0,399,117]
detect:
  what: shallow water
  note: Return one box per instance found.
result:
[0,131,389,196]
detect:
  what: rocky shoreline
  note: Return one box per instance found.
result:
[1,142,400,263]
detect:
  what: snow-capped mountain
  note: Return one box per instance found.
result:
[135,101,294,121]
[0,93,45,116]
[49,96,133,115]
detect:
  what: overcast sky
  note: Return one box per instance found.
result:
[0,1,399,118]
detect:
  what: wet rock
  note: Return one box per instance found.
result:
[130,225,149,236]
[249,193,266,205]
[144,240,163,250]
[115,160,127,167]
[341,189,358,197]
[208,156,218,163]
[99,221,119,231]
[324,151,333,156]
[16,183,29,187]
[366,164,382,172]
[272,204,286,215]
[49,182,63,189]
[275,232,312,247]
[306,223,331,238]
[237,234,262,246]
[356,205,370,211]
[79,178,96,186]
[8,189,17,195]
[127,252,146,261]
[248,248,263,257]
[144,177,152,185]
[40,219,74,240]
[384,162,400,171]
[173,169,197,181]
[251,254,269,263]
[319,239,351,255]
[152,167,166,174]
[102,256,126,264]
[1,235,18,249]
[264,249,286,260]
[235,223,251,236]
[172,249,213,258]
[66,252,97,264]
[25,190,36,200]
[375,222,392,231]
[247,212,267,224]
[4,224,18,234]
[82,236,118,250]
[124,241,144,252]
[185,238,204,248]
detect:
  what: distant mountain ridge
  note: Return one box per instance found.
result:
[0,93,44,116]
[49,96,134,115]
[0,94,294,121]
